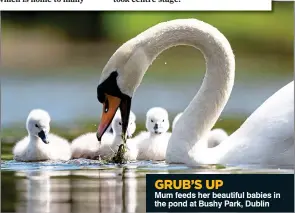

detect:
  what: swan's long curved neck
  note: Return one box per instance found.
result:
[131,20,235,152]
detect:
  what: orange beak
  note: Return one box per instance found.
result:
[96,94,121,141]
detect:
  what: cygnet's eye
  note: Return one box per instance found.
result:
[119,122,122,126]
[151,119,154,123]
[35,124,40,128]
[162,119,165,122]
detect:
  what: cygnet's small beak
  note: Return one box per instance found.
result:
[38,130,49,144]
[154,123,159,130]
[153,124,162,135]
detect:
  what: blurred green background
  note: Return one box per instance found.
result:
[1,2,294,160]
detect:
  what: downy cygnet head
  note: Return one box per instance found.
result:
[112,110,136,138]
[146,107,170,135]
[26,109,50,144]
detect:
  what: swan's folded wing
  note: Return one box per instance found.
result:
[13,137,30,160]
[71,132,101,159]
[48,133,72,161]
[126,139,139,161]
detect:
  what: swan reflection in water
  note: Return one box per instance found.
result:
[14,166,170,213]
[15,170,71,213]
[7,161,292,213]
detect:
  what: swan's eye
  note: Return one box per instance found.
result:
[162,119,165,122]
[151,119,154,123]
[35,124,39,128]
[104,98,109,113]
[119,122,122,126]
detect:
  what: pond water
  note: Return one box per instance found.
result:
[1,75,292,127]
[1,160,293,213]
[2,58,293,212]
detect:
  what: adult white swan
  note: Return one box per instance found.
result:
[95,19,294,167]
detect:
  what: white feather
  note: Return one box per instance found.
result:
[98,19,293,166]
[135,107,171,161]
[13,109,71,162]
[71,110,137,160]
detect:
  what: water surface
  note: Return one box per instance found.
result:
[1,160,293,213]
[1,75,291,127]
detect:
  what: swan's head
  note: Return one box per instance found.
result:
[172,112,183,130]
[111,110,137,138]
[146,107,170,135]
[26,109,51,144]
[96,41,149,141]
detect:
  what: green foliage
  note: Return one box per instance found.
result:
[1,171,16,212]
[2,2,293,56]
[1,143,15,160]
[103,2,293,55]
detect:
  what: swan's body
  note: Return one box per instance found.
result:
[207,128,228,148]
[70,132,101,159]
[13,109,71,162]
[71,110,136,159]
[136,107,171,161]
[96,19,294,167]
[179,82,294,166]
[172,112,228,148]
